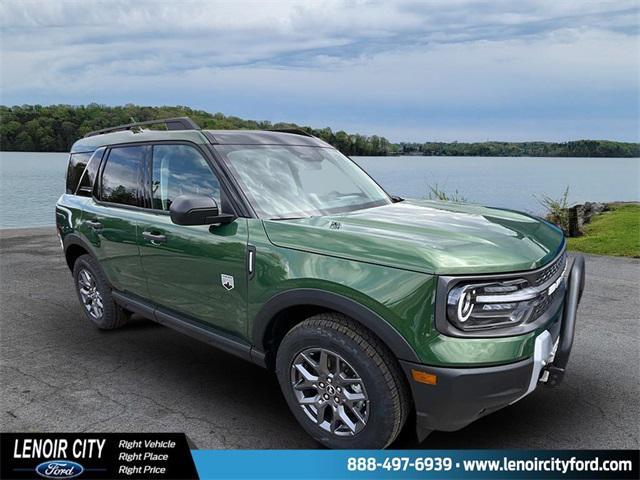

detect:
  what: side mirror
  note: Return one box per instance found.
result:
[169,195,235,226]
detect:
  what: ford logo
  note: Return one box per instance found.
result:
[35,460,84,479]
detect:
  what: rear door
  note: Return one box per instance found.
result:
[137,143,248,337]
[80,145,149,298]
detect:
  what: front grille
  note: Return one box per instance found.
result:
[528,250,567,322]
[533,251,567,287]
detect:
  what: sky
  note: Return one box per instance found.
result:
[1,0,639,142]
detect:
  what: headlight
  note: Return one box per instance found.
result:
[447,278,547,331]
[441,250,568,335]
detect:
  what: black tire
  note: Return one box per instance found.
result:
[72,254,129,330]
[275,313,410,449]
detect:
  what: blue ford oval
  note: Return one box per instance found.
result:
[35,460,84,479]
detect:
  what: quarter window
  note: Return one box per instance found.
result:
[100,146,146,206]
[66,152,93,194]
[151,145,221,211]
[76,148,105,197]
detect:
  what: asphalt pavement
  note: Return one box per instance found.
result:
[1,227,638,449]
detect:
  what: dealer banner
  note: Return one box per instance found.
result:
[1,432,638,479]
[1,433,197,479]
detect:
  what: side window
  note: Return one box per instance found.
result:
[76,148,105,197]
[66,152,93,194]
[100,146,146,206]
[151,145,221,211]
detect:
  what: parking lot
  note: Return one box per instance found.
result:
[1,227,638,449]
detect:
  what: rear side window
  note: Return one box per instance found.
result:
[100,146,147,206]
[66,152,93,193]
[76,148,105,197]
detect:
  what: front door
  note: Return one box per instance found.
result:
[137,143,248,337]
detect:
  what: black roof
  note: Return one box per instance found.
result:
[204,130,330,147]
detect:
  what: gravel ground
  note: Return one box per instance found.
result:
[1,227,638,449]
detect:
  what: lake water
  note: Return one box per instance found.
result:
[0,151,638,228]
[355,155,640,213]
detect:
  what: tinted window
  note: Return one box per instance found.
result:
[66,152,93,193]
[151,145,220,211]
[100,146,145,206]
[76,148,105,197]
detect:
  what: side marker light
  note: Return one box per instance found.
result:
[411,369,437,385]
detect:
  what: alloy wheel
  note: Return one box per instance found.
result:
[77,268,104,320]
[290,347,369,436]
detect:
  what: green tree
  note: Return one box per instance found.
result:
[1,104,638,157]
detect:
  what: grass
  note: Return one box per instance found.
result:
[536,186,570,233]
[427,184,468,202]
[567,204,640,258]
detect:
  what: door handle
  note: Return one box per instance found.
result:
[142,231,167,244]
[247,245,256,280]
[84,220,103,230]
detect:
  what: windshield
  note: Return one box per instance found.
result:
[216,145,391,219]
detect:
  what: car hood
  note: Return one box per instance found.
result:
[262,199,565,275]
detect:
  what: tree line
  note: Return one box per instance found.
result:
[1,104,638,157]
[0,104,396,156]
[397,140,640,158]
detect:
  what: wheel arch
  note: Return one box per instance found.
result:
[251,289,422,367]
[63,234,95,271]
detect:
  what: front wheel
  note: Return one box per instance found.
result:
[275,313,410,449]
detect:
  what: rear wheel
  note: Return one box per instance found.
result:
[276,313,410,449]
[73,254,129,330]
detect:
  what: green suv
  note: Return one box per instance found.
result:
[56,117,585,449]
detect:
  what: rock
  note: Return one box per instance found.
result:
[576,202,608,228]
[565,202,609,237]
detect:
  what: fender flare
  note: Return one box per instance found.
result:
[251,288,422,363]
[62,233,97,269]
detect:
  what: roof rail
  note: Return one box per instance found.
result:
[84,117,200,138]
[267,128,315,138]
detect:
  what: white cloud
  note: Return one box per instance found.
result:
[0,0,638,141]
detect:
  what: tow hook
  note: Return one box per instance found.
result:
[539,368,550,384]
[541,365,566,387]
[539,343,564,387]
[538,337,559,386]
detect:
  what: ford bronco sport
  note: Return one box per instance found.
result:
[56,117,585,449]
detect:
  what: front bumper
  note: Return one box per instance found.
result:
[402,255,585,438]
